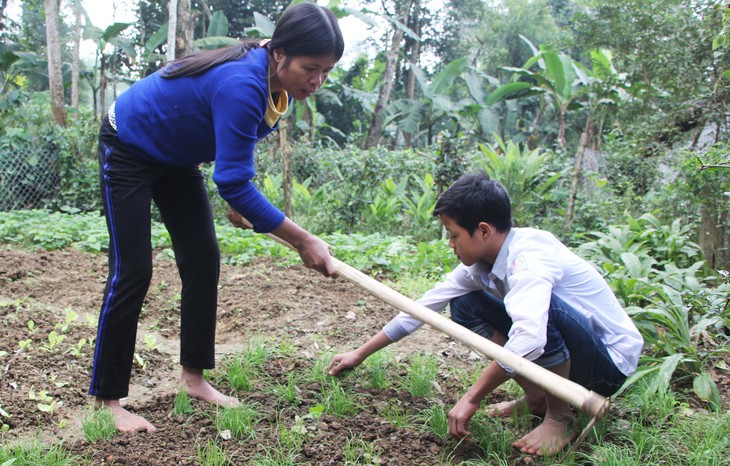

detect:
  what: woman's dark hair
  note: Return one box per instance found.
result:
[433,171,513,234]
[162,3,344,79]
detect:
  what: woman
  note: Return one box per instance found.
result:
[91,3,343,432]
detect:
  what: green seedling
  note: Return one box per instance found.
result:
[133,352,146,370]
[215,405,259,440]
[317,380,360,417]
[18,339,32,349]
[85,314,97,327]
[27,319,36,334]
[197,440,229,466]
[249,445,301,466]
[402,352,439,397]
[0,441,80,464]
[418,403,449,439]
[143,334,159,351]
[41,331,66,352]
[243,334,270,367]
[307,351,336,385]
[382,400,412,428]
[173,390,194,416]
[56,309,79,333]
[468,412,515,457]
[276,335,296,358]
[343,434,382,466]
[364,349,391,389]
[226,357,255,392]
[28,388,58,415]
[0,402,11,433]
[277,418,305,450]
[67,338,87,357]
[272,373,300,405]
[82,406,117,442]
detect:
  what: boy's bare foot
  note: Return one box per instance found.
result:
[512,415,576,456]
[180,367,240,409]
[486,396,546,418]
[95,398,156,433]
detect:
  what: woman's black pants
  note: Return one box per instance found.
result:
[89,116,220,399]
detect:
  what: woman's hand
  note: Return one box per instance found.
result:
[226,204,251,229]
[296,234,339,278]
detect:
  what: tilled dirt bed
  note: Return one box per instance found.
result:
[1,247,726,465]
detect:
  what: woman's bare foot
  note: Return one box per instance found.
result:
[180,366,240,408]
[486,396,546,418]
[95,398,156,433]
[512,414,576,456]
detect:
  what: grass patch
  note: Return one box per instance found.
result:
[82,406,117,443]
[402,352,439,397]
[0,440,79,465]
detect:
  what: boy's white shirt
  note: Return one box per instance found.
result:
[382,227,644,377]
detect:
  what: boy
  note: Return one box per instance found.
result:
[328,172,643,455]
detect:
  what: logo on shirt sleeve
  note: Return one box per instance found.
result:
[510,255,528,274]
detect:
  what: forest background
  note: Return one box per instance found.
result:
[0,0,729,460]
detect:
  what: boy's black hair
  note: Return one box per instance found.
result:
[433,171,512,234]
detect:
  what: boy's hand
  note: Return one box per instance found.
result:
[448,395,480,439]
[328,351,364,376]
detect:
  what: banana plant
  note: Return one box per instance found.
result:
[385,58,473,146]
[194,10,240,50]
[488,35,589,147]
[477,136,561,227]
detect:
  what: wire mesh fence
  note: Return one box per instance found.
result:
[0,148,60,211]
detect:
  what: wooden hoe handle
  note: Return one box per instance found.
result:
[243,218,610,419]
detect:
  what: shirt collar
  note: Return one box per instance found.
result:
[462,228,516,281]
[490,228,516,281]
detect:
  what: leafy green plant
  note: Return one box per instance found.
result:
[476,136,561,227]
[365,177,407,233]
[41,331,65,353]
[28,388,58,415]
[82,407,117,442]
[400,173,439,240]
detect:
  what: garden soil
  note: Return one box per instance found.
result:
[1,247,728,465]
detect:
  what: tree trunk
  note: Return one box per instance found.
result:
[176,0,195,59]
[699,193,729,272]
[279,119,292,218]
[557,106,567,148]
[44,0,67,127]
[99,55,108,118]
[71,0,82,112]
[404,0,421,148]
[167,0,179,62]
[363,0,412,149]
[565,115,593,227]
